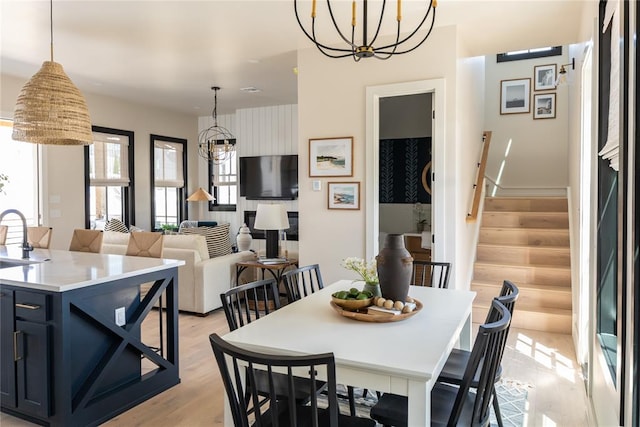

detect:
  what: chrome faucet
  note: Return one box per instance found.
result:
[0,209,33,259]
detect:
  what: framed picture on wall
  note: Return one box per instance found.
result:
[309,137,354,177]
[500,78,531,114]
[328,182,360,210]
[534,64,557,91]
[533,93,556,119]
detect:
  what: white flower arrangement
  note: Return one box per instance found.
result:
[341,257,378,284]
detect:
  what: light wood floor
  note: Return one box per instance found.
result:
[1,310,592,426]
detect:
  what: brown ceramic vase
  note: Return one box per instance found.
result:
[376,234,413,303]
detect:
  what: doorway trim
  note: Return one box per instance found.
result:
[365,79,446,261]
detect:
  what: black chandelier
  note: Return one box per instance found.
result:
[198,87,236,164]
[294,0,438,61]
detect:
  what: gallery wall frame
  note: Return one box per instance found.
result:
[534,64,557,91]
[328,182,360,210]
[500,78,531,114]
[309,136,354,177]
[533,93,556,119]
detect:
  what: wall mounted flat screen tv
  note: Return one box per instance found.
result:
[239,155,298,200]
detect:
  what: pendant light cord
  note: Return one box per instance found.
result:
[49,0,53,61]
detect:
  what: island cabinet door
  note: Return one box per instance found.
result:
[0,287,16,408]
[14,319,51,418]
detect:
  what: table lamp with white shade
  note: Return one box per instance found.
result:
[253,203,289,259]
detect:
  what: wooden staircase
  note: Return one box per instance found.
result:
[472,197,572,333]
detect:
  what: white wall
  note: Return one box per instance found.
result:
[484,51,570,194]
[456,55,487,288]
[297,25,484,287]
[1,73,198,249]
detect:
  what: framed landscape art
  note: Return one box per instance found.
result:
[533,93,556,119]
[328,182,360,210]
[500,78,531,114]
[309,137,353,177]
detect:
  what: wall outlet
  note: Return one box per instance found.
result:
[115,307,126,326]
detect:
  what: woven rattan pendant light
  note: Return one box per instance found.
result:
[12,0,92,145]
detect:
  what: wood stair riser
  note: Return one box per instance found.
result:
[474,264,571,287]
[472,306,572,334]
[479,228,570,246]
[482,212,569,229]
[472,282,572,310]
[484,197,568,213]
[476,245,570,266]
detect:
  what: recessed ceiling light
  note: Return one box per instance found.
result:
[240,87,261,93]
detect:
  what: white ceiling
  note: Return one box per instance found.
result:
[1,1,590,117]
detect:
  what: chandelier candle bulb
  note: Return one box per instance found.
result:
[352,1,356,26]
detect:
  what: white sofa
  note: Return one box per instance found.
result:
[101,231,256,315]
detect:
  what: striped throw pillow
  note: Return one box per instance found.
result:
[104,218,129,233]
[180,224,232,258]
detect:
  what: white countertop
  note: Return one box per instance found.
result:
[0,245,184,292]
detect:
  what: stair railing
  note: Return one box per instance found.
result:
[467,131,492,221]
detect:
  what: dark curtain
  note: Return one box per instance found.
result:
[379,137,431,204]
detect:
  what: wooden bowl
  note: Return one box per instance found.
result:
[331,296,373,311]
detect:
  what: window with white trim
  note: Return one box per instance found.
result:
[151,135,186,229]
[86,126,134,229]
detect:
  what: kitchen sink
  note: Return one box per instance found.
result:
[0,259,42,269]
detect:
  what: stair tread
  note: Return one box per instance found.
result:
[484,211,568,215]
[471,280,571,293]
[486,196,568,199]
[477,242,570,250]
[473,301,572,315]
[475,261,571,270]
[481,226,569,232]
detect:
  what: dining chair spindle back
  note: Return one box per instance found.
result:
[209,333,375,427]
[282,264,324,303]
[437,280,519,427]
[412,260,451,288]
[220,278,281,331]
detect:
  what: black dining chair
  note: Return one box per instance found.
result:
[282,264,324,303]
[281,264,359,416]
[220,278,281,331]
[412,260,451,288]
[436,280,519,427]
[369,298,512,427]
[209,333,375,427]
[220,278,326,411]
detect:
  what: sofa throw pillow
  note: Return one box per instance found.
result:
[104,218,129,233]
[180,224,232,258]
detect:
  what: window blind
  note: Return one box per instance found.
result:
[90,131,130,186]
[154,140,185,188]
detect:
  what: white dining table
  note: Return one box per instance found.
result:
[222,280,476,426]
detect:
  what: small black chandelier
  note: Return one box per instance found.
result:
[294,0,438,61]
[198,87,236,164]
